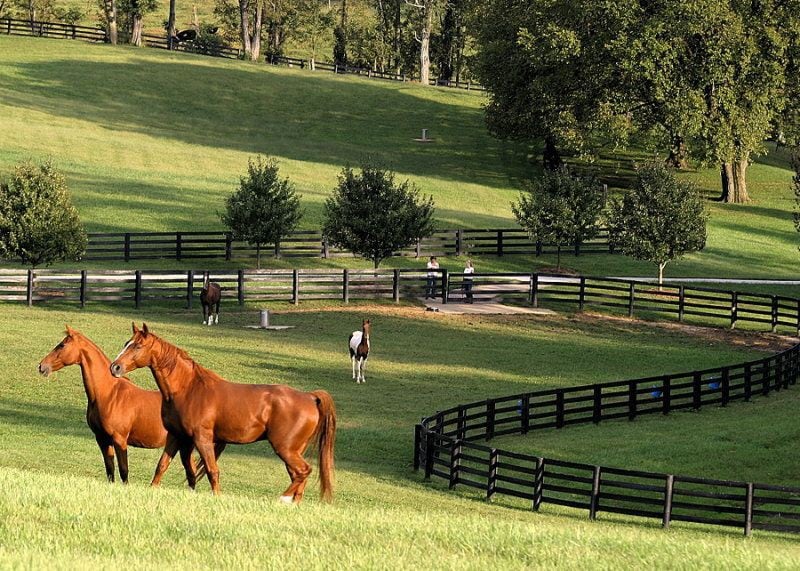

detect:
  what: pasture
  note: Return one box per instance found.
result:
[0,35,798,280]
[1,302,800,566]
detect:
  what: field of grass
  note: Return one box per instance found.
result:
[1,35,798,281]
[2,301,800,566]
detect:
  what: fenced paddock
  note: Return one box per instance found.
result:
[79,228,614,262]
[413,281,800,536]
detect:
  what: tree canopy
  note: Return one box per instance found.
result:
[0,161,87,267]
[322,165,435,268]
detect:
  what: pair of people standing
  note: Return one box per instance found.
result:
[425,256,475,303]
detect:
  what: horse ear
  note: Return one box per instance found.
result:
[65,324,74,335]
[132,322,139,334]
[142,323,149,336]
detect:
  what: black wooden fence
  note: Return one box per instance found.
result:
[82,228,613,262]
[1,17,482,90]
[413,285,800,536]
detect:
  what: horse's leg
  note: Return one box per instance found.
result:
[352,355,357,381]
[96,434,115,483]
[179,443,197,490]
[214,301,220,325]
[151,433,180,487]
[112,439,129,484]
[202,302,208,325]
[274,447,312,504]
[361,356,368,383]
[194,436,221,495]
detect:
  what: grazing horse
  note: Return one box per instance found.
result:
[349,319,371,383]
[200,273,221,326]
[37,327,171,484]
[110,323,336,503]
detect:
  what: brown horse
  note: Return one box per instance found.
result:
[110,323,336,503]
[37,326,172,484]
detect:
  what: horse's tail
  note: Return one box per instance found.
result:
[310,390,336,502]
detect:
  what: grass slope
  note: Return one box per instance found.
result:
[2,302,800,566]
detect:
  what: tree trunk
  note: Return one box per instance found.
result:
[167,0,176,49]
[543,135,563,171]
[556,245,561,270]
[256,243,261,269]
[249,0,263,61]
[719,158,750,203]
[666,135,689,169]
[239,0,251,58]
[393,0,401,75]
[131,14,143,46]
[658,262,666,286]
[419,2,432,85]
[103,0,118,44]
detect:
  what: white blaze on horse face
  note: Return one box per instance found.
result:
[114,339,134,363]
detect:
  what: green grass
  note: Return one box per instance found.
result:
[2,302,800,566]
[1,35,798,281]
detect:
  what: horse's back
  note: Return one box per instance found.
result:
[349,331,362,353]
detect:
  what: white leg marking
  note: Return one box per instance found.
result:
[279,495,294,505]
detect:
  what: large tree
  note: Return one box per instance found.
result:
[323,165,435,268]
[221,157,302,268]
[0,161,87,267]
[609,162,708,285]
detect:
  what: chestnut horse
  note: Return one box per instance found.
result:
[200,272,221,326]
[110,323,336,503]
[37,326,171,483]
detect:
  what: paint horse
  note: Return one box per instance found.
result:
[349,319,371,383]
[200,273,221,326]
[110,323,336,503]
[38,327,171,484]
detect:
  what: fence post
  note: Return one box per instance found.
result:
[186,270,193,309]
[292,269,299,304]
[134,270,142,308]
[574,240,581,256]
[662,475,674,529]
[456,406,466,440]
[762,360,771,397]
[628,282,635,317]
[486,399,495,440]
[497,230,504,257]
[413,424,423,471]
[322,237,329,259]
[521,395,530,434]
[721,367,730,406]
[533,458,544,511]
[776,355,784,391]
[26,270,34,307]
[343,269,349,303]
[589,466,601,520]
[731,291,738,329]
[796,299,800,337]
[692,371,701,410]
[592,385,602,424]
[424,431,435,480]
[744,363,752,401]
[556,390,565,429]
[393,269,400,303]
[627,381,637,421]
[237,270,244,305]
[771,295,779,333]
[448,440,462,489]
[124,233,131,262]
[225,233,233,261]
[176,232,182,261]
[456,229,463,257]
[441,269,448,304]
[486,449,498,502]
[71,24,76,39]
[415,238,421,259]
[678,286,685,322]
[536,239,542,257]
[80,270,87,308]
[662,375,671,415]
[530,273,539,307]
[579,277,586,311]
[744,483,754,537]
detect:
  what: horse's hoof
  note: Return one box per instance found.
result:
[278,495,295,506]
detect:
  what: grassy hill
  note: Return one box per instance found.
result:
[0,34,797,281]
[2,302,800,566]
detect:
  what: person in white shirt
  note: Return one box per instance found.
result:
[425,256,439,299]
[463,259,475,303]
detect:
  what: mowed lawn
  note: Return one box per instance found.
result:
[0,35,798,280]
[2,301,800,566]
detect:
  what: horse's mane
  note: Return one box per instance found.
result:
[152,333,225,384]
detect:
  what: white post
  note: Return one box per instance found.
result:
[260,309,270,328]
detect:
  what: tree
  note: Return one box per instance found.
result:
[322,165,435,268]
[295,0,334,69]
[0,161,87,267]
[794,151,800,239]
[511,167,603,270]
[118,0,157,46]
[221,157,302,269]
[609,162,708,285]
[406,0,442,85]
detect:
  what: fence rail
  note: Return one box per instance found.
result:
[1,17,483,90]
[80,228,613,262]
[414,280,800,537]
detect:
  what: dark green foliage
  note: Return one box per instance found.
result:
[512,167,603,269]
[322,165,435,268]
[189,24,226,56]
[333,24,347,65]
[609,162,707,283]
[0,161,87,267]
[221,156,302,268]
[794,151,800,237]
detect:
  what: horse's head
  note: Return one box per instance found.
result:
[38,325,82,377]
[110,322,156,378]
[362,319,371,336]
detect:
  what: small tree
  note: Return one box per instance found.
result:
[609,162,708,285]
[322,165,436,268]
[0,161,87,267]
[793,150,800,241]
[511,167,603,269]
[221,156,302,269]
